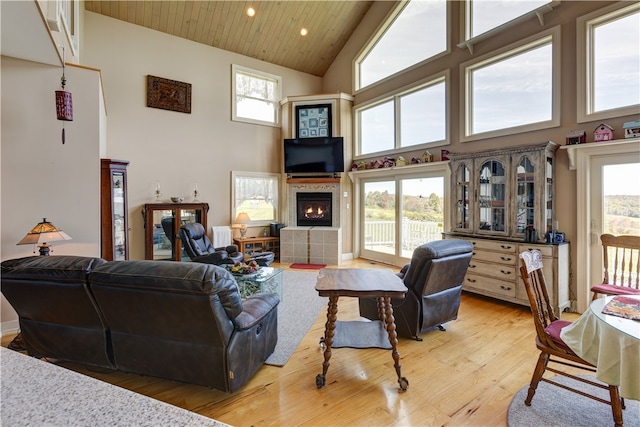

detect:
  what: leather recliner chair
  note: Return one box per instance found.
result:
[179,222,244,265]
[359,239,473,340]
[180,222,275,266]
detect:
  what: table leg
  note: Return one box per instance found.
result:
[383,296,409,391]
[316,295,338,388]
[376,296,386,322]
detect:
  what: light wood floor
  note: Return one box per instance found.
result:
[1,258,579,426]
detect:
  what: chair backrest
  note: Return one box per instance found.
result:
[179,222,215,258]
[161,217,175,247]
[519,250,559,348]
[601,234,640,290]
[403,239,473,297]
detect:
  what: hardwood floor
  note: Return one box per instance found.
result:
[1,258,579,426]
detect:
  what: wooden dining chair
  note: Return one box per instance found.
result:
[519,250,624,427]
[591,234,640,299]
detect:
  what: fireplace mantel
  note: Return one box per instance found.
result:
[286,177,341,184]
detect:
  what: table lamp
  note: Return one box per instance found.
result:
[17,218,72,256]
[233,213,251,238]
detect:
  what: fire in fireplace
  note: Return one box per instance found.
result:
[296,192,332,227]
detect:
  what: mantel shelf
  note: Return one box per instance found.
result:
[286,178,341,184]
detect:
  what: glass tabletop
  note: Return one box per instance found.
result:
[591,295,640,340]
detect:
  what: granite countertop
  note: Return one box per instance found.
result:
[0,347,229,427]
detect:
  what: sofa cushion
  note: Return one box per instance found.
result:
[89,260,244,320]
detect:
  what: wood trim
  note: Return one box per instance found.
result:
[286,178,341,184]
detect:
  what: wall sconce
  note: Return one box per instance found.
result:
[55,46,73,144]
[17,218,72,256]
[233,213,251,238]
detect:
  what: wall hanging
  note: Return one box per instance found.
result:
[55,47,73,144]
[146,75,192,114]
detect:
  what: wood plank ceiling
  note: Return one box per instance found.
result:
[84,1,375,77]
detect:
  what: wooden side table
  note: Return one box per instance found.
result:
[314,268,409,391]
[233,236,280,261]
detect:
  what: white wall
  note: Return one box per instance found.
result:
[1,57,104,330]
[82,11,322,260]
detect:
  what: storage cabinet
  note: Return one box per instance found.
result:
[100,159,129,261]
[450,142,557,240]
[234,236,280,261]
[445,142,570,312]
[142,202,209,261]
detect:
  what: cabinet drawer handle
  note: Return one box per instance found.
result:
[501,245,512,250]
[500,256,512,261]
[500,285,512,291]
[467,278,477,283]
[500,270,512,275]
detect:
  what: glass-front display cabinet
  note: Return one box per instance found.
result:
[143,202,209,261]
[448,142,558,241]
[101,159,129,261]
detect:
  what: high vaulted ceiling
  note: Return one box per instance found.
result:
[84,1,375,77]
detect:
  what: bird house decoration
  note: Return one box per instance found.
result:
[565,130,586,145]
[54,47,73,144]
[593,123,613,142]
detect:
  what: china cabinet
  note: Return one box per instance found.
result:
[445,142,570,313]
[100,159,129,261]
[143,202,209,261]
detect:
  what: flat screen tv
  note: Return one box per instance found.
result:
[284,137,344,174]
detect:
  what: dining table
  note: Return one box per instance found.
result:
[560,295,640,400]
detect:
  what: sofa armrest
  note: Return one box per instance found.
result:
[233,293,279,330]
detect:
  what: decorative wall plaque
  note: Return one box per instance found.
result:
[295,104,332,138]
[146,75,192,114]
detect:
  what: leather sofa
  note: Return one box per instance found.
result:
[359,239,473,340]
[1,255,279,393]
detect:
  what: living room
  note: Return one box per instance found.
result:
[1,1,639,425]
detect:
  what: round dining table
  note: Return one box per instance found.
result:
[560,295,640,400]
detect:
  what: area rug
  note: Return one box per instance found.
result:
[265,270,326,366]
[289,263,326,270]
[507,375,639,427]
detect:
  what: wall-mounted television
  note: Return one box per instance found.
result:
[284,137,344,174]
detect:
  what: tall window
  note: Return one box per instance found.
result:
[462,27,559,140]
[467,0,550,39]
[357,73,448,156]
[231,172,280,226]
[232,65,281,127]
[577,3,640,122]
[356,0,447,90]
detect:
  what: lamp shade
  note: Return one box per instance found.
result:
[17,218,72,255]
[234,213,251,224]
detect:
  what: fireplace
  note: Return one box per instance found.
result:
[296,192,332,227]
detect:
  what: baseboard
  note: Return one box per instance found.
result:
[1,320,19,338]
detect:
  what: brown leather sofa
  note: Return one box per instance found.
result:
[359,239,473,340]
[1,255,279,393]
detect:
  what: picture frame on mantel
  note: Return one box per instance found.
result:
[146,75,192,114]
[295,104,332,138]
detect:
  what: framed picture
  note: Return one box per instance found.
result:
[146,75,192,114]
[296,104,332,139]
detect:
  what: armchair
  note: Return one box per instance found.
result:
[359,239,473,340]
[179,222,244,265]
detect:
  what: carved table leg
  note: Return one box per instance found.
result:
[383,297,409,391]
[316,295,338,388]
[376,296,386,323]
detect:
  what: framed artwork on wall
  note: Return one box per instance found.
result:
[295,104,332,139]
[146,75,192,114]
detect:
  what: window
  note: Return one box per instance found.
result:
[355,0,447,90]
[466,0,550,39]
[577,3,640,123]
[356,72,448,156]
[462,27,559,140]
[232,65,281,127]
[231,172,280,226]
[352,163,449,266]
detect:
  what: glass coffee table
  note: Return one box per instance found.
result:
[233,267,283,300]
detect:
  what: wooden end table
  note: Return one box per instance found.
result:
[314,268,409,391]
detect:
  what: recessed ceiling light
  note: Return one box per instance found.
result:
[247,7,256,17]
[300,28,308,36]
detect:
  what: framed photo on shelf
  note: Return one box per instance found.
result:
[295,104,332,139]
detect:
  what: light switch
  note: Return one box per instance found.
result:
[343,191,348,197]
